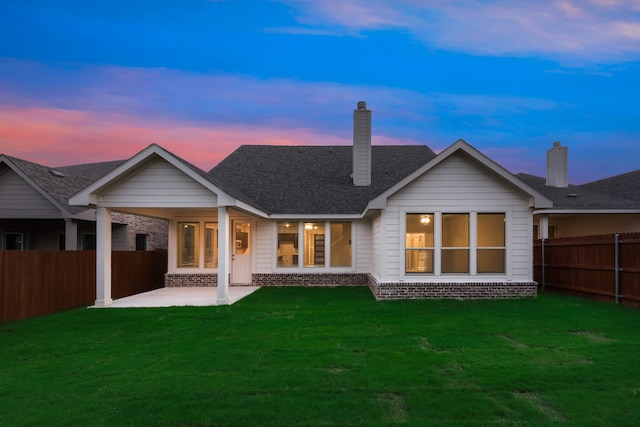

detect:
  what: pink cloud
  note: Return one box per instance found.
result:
[0,106,381,169]
[281,0,640,63]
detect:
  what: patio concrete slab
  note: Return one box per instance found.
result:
[97,286,260,308]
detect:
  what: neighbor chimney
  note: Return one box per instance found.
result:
[546,141,568,188]
[353,101,371,186]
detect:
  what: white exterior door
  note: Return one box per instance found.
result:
[231,221,252,284]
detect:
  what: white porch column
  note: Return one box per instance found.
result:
[217,206,230,305]
[64,218,78,250]
[95,207,113,307]
[539,214,549,239]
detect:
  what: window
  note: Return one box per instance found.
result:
[405,212,506,275]
[330,223,352,267]
[276,222,353,268]
[81,233,96,250]
[277,223,298,267]
[477,214,505,273]
[442,214,469,273]
[178,222,199,267]
[5,232,24,250]
[405,214,434,273]
[304,223,325,267]
[135,234,147,251]
[205,223,218,268]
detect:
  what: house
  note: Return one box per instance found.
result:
[0,154,168,251]
[70,101,552,305]
[517,142,640,238]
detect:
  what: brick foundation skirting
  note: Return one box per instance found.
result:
[368,275,537,300]
[164,272,536,300]
[252,273,368,287]
[165,273,218,287]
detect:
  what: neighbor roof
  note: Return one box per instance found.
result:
[208,145,437,215]
[581,169,640,203]
[1,155,125,215]
[516,173,640,210]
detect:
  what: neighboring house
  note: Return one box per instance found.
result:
[516,142,640,238]
[0,154,168,251]
[70,101,551,305]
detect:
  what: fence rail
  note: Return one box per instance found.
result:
[0,250,167,322]
[534,233,640,308]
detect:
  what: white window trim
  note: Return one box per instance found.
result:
[273,221,356,272]
[401,210,510,280]
[173,219,219,272]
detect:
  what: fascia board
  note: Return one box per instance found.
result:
[534,209,640,214]
[268,213,363,220]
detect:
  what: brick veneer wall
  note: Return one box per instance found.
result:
[164,271,536,300]
[252,273,368,287]
[165,273,217,287]
[112,212,168,250]
[368,275,537,299]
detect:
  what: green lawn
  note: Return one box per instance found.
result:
[1,287,639,426]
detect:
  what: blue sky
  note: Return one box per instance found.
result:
[1,0,639,183]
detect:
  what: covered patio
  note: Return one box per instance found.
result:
[99,286,261,308]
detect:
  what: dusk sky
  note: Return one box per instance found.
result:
[1,1,639,184]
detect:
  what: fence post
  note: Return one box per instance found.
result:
[615,233,620,304]
[541,238,546,291]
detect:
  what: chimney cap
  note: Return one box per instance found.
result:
[357,101,367,110]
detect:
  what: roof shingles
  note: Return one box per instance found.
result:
[209,145,436,214]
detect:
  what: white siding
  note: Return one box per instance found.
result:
[370,213,382,279]
[0,169,61,218]
[354,219,371,273]
[382,152,533,282]
[255,219,273,273]
[100,158,218,208]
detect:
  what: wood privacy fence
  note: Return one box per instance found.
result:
[0,250,167,322]
[534,233,640,308]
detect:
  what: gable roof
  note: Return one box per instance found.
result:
[0,154,124,216]
[69,143,240,209]
[516,172,640,211]
[208,145,437,215]
[581,169,640,203]
[368,140,553,210]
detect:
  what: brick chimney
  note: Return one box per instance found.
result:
[546,141,568,188]
[353,101,371,186]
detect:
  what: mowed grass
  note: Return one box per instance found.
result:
[1,287,639,426]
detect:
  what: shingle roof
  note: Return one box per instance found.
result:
[209,145,437,215]
[581,169,640,203]
[516,173,640,209]
[3,155,125,215]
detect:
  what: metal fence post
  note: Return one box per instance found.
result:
[615,233,620,304]
[541,238,546,291]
